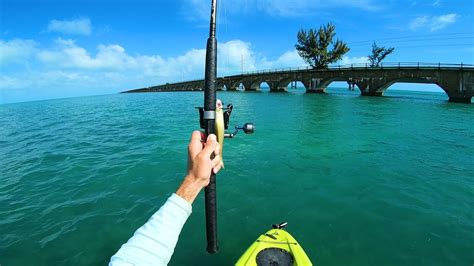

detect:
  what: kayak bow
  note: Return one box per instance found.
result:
[236,223,312,266]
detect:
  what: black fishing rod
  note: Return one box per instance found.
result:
[200,0,254,254]
[203,0,219,254]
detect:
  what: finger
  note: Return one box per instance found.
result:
[201,134,217,157]
[188,131,204,159]
[211,155,221,168]
[213,163,222,174]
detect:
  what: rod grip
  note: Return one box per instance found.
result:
[205,172,218,253]
[204,37,217,111]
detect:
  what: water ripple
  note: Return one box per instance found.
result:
[0,92,473,265]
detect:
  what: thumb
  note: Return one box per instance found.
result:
[202,134,217,157]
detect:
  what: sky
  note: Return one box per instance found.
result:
[0,0,473,104]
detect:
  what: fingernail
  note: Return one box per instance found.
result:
[208,134,216,141]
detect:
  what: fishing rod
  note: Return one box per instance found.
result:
[202,0,218,254]
[200,0,254,253]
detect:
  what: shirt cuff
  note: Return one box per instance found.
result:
[169,193,192,215]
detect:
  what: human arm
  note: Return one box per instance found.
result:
[109,132,221,265]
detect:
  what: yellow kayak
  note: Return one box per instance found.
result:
[235,223,312,266]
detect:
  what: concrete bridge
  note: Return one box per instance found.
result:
[123,63,474,103]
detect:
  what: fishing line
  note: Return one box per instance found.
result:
[217,0,230,77]
[217,0,230,76]
[224,0,230,77]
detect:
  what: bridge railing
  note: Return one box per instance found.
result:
[238,62,474,76]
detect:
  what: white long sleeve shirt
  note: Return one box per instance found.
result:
[109,193,192,265]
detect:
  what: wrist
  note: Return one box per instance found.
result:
[176,175,204,204]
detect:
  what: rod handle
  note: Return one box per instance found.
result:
[205,172,218,253]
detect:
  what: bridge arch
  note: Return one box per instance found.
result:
[246,79,273,92]
[245,79,261,91]
[277,78,309,92]
[233,81,245,91]
[259,81,271,92]
[313,77,349,93]
[318,77,347,88]
[223,80,242,91]
[221,81,235,91]
[216,81,226,91]
[325,80,359,95]
[366,77,451,97]
[384,83,448,100]
[285,81,306,93]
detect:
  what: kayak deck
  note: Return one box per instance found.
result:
[235,228,312,266]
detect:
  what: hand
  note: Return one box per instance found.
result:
[176,131,222,204]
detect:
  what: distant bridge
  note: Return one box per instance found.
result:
[123,63,474,103]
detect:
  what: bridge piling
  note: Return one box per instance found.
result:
[306,78,326,93]
[355,78,387,97]
[438,70,473,103]
[268,81,287,92]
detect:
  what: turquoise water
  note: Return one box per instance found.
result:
[1,89,473,265]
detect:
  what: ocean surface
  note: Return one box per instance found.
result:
[1,88,473,265]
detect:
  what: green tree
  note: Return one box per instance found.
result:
[368,42,395,67]
[295,23,350,69]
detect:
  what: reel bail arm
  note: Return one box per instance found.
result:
[224,123,255,138]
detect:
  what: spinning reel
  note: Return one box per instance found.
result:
[197,103,255,138]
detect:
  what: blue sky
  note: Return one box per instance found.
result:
[0,0,473,104]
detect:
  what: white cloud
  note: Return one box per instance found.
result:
[218,41,308,74]
[1,37,311,102]
[35,38,306,78]
[0,39,241,93]
[0,39,37,65]
[409,16,429,31]
[431,14,459,31]
[256,50,307,71]
[338,56,369,66]
[0,75,25,89]
[271,50,306,67]
[36,38,206,79]
[47,18,92,35]
[38,38,149,70]
[218,40,256,74]
[409,13,459,32]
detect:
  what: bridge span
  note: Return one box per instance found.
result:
[123,63,474,103]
